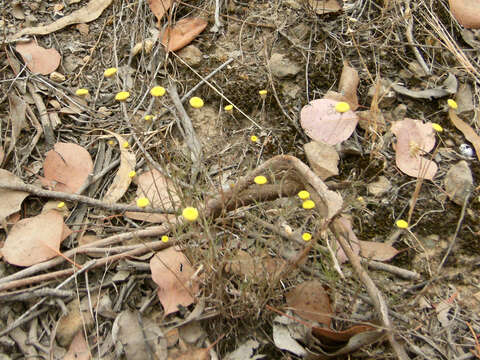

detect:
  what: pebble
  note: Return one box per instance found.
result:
[444,160,473,205]
[269,53,301,78]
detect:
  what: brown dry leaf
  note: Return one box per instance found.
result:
[64,331,90,360]
[148,0,172,24]
[7,93,26,157]
[286,280,332,327]
[225,250,286,280]
[337,61,359,111]
[0,169,29,223]
[308,0,342,14]
[0,145,4,166]
[334,216,360,264]
[161,17,208,52]
[15,40,61,75]
[42,142,94,193]
[391,118,437,179]
[168,345,210,360]
[150,247,198,315]
[449,109,480,160]
[1,210,64,267]
[300,99,359,145]
[102,132,136,204]
[359,240,399,262]
[449,0,480,29]
[11,0,113,39]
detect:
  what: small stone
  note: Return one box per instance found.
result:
[444,160,473,205]
[368,176,391,197]
[269,53,301,79]
[304,141,339,180]
[178,45,203,67]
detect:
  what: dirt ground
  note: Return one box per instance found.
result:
[1,0,480,359]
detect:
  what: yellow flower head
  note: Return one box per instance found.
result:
[115,91,130,101]
[75,88,89,97]
[298,190,310,200]
[302,200,316,209]
[254,175,267,185]
[136,197,150,208]
[108,140,115,146]
[144,115,154,121]
[161,235,169,243]
[189,97,204,109]
[57,201,65,209]
[103,67,118,78]
[224,104,233,112]
[432,123,443,132]
[122,141,129,149]
[396,219,409,229]
[447,99,458,110]
[183,207,199,222]
[128,170,136,178]
[250,135,258,143]
[302,232,312,241]
[259,89,268,100]
[335,101,350,113]
[150,86,166,97]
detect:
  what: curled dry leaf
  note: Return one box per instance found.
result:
[391,118,437,179]
[300,99,359,145]
[0,169,29,223]
[161,17,208,52]
[11,0,113,39]
[42,142,94,193]
[338,61,359,110]
[359,240,399,262]
[286,280,332,327]
[449,0,480,29]
[102,132,136,204]
[1,210,65,267]
[15,40,61,75]
[148,0,172,24]
[7,93,26,157]
[449,109,480,160]
[150,247,198,315]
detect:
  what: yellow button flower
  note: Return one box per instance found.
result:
[161,235,169,243]
[103,67,118,78]
[122,141,129,149]
[432,123,443,132]
[298,190,310,200]
[447,99,458,110]
[137,197,150,208]
[189,97,204,108]
[250,135,258,143]
[75,88,89,96]
[335,101,350,113]
[115,91,130,101]
[224,104,233,112]
[302,200,316,209]
[150,86,166,97]
[144,115,154,121]
[128,170,136,178]
[395,219,408,229]
[108,140,115,146]
[254,176,267,185]
[259,89,268,99]
[57,201,65,209]
[182,207,199,222]
[302,233,312,241]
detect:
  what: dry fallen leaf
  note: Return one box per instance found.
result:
[42,142,94,193]
[225,250,286,281]
[391,118,437,179]
[15,40,61,75]
[334,216,361,264]
[1,210,65,267]
[64,331,90,360]
[7,93,26,157]
[11,0,113,39]
[338,61,359,110]
[359,240,399,262]
[449,0,480,29]
[308,0,342,14]
[0,169,29,223]
[102,132,136,204]
[161,17,208,52]
[300,99,359,145]
[449,108,480,161]
[150,247,198,315]
[148,0,172,24]
[286,280,332,327]
[0,145,4,166]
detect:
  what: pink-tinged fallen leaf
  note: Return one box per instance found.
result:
[42,142,93,193]
[102,132,136,204]
[300,99,359,145]
[1,210,65,266]
[308,0,342,14]
[15,40,61,75]
[333,216,360,264]
[449,0,480,29]
[64,331,90,360]
[161,17,208,52]
[449,109,480,160]
[150,247,198,315]
[359,240,399,262]
[391,118,437,179]
[0,169,29,223]
[147,0,172,23]
[286,280,332,327]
